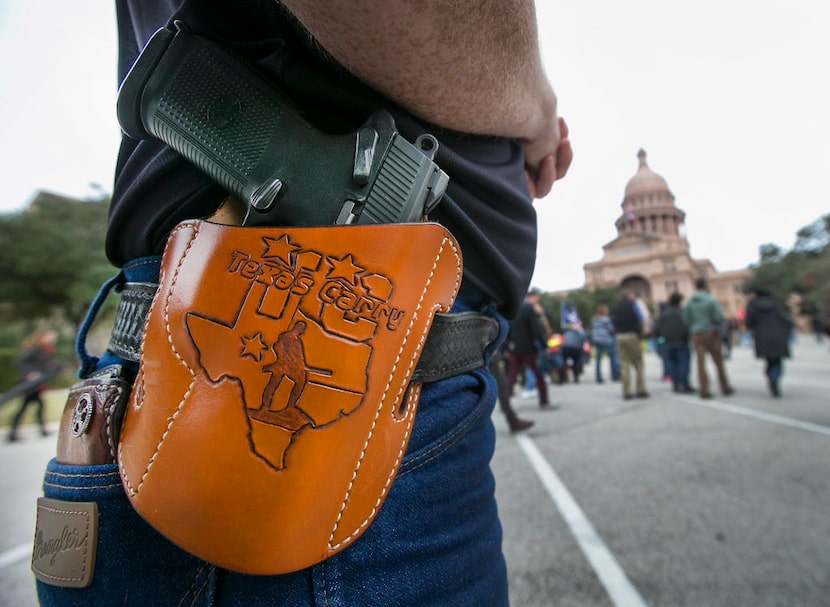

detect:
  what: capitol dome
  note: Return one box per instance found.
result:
[615,149,684,240]
[624,149,670,197]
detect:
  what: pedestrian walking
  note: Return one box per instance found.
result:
[683,278,735,399]
[611,289,649,399]
[590,304,619,383]
[653,293,695,393]
[507,290,552,408]
[6,330,59,442]
[489,348,535,433]
[745,287,794,397]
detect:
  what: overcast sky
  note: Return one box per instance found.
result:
[1,1,828,292]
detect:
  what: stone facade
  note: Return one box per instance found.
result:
[583,150,750,319]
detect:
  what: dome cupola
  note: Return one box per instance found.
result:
[615,149,686,238]
[624,149,670,198]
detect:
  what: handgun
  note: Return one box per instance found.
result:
[116,22,449,227]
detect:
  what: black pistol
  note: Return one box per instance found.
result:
[117,23,449,227]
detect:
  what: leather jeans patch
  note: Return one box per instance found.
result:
[32,498,98,588]
[118,220,462,575]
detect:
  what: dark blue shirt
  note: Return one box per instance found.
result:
[109,0,538,317]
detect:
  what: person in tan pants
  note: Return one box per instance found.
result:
[683,279,735,399]
[611,290,649,400]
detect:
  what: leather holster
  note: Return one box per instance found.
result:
[117,219,462,574]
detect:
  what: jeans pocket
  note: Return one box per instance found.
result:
[36,459,211,607]
[399,367,496,477]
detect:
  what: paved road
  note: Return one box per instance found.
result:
[2,337,828,606]
[493,337,830,606]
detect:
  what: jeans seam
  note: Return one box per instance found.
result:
[320,559,330,607]
[177,564,209,607]
[46,469,119,479]
[43,481,123,491]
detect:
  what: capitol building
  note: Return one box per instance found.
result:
[583,149,750,319]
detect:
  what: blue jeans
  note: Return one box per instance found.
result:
[593,342,619,382]
[664,342,691,389]
[37,262,509,606]
[524,365,536,390]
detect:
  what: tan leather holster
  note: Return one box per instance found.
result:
[117,219,461,574]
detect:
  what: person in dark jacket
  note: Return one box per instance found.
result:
[745,287,794,397]
[506,291,551,408]
[653,292,695,393]
[611,289,649,399]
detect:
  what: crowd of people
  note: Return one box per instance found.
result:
[499,278,798,433]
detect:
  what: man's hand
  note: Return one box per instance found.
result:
[524,117,572,199]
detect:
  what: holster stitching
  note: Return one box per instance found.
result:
[328,236,461,549]
[120,222,200,498]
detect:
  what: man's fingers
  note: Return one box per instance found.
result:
[524,170,536,199]
[555,136,573,181]
[554,117,573,181]
[534,155,557,197]
[525,155,556,198]
[558,116,569,139]
[524,116,572,198]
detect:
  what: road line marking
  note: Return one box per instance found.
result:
[676,397,830,436]
[515,433,648,607]
[0,543,30,569]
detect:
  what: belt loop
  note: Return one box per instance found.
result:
[75,271,125,378]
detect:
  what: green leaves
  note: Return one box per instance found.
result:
[0,191,115,328]
[748,213,830,313]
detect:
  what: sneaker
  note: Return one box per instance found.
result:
[723,387,735,396]
[700,392,713,399]
[636,392,650,398]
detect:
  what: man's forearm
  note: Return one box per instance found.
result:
[280,0,558,151]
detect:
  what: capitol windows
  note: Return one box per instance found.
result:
[663,258,676,272]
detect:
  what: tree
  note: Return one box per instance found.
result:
[746,213,830,313]
[793,215,830,255]
[538,286,620,332]
[0,191,115,329]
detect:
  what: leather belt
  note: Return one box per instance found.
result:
[108,282,498,383]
